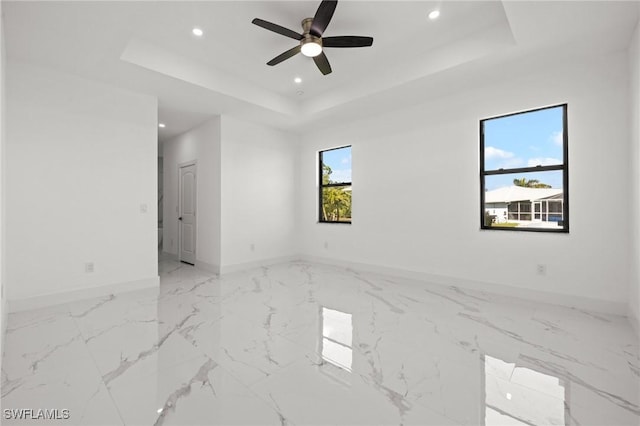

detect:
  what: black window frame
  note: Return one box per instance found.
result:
[480,104,569,233]
[319,146,352,224]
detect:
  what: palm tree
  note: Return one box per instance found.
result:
[323,187,351,221]
[321,164,352,221]
[513,178,551,188]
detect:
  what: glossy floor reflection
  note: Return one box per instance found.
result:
[2,258,639,425]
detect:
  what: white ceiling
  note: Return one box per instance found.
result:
[3,1,639,142]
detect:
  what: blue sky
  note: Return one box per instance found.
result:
[323,146,352,183]
[484,106,564,190]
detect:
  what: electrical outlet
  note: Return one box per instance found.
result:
[536,264,547,275]
[170,239,174,247]
[250,243,255,252]
[324,241,329,250]
[140,203,148,213]
[85,262,95,273]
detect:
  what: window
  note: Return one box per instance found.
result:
[319,146,352,223]
[480,104,568,232]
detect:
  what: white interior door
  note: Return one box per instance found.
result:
[179,163,196,265]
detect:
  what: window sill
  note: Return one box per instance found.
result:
[480,226,569,233]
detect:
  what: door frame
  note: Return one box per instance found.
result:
[178,160,197,264]
[533,201,542,222]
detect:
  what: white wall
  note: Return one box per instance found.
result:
[298,50,631,314]
[220,116,297,272]
[629,19,640,334]
[6,61,158,306]
[163,117,222,272]
[0,1,7,358]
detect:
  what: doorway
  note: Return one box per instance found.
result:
[179,161,197,265]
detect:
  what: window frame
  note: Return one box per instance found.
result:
[480,104,569,233]
[318,146,352,224]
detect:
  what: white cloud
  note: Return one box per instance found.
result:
[341,154,352,165]
[527,157,561,167]
[502,158,525,168]
[485,146,524,168]
[485,146,515,160]
[551,131,563,146]
[330,169,352,183]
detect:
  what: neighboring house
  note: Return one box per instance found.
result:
[484,186,564,225]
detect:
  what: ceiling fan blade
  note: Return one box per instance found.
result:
[322,36,374,48]
[313,51,332,75]
[252,18,303,40]
[310,0,338,37]
[267,45,302,66]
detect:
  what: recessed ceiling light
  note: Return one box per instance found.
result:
[428,10,440,20]
[192,27,204,37]
[294,77,302,84]
[506,393,512,400]
[158,123,166,128]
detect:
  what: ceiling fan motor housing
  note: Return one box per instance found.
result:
[301,17,314,34]
[300,18,322,57]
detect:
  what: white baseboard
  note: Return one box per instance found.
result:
[299,255,628,316]
[162,252,219,274]
[629,303,640,339]
[164,252,295,276]
[195,260,220,274]
[220,255,299,275]
[1,288,7,361]
[8,276,160,313]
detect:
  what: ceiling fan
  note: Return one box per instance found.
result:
[252,0,373,75]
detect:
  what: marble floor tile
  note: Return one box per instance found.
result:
[2,258,639,425]
[2,360,122,425]
[179,310,313,386]
[251,357,459,425]
[107,354,284,425]
[3,304,97,383]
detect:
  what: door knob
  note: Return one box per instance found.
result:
[178,217,183,221]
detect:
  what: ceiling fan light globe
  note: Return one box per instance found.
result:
[301,41,322,57]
